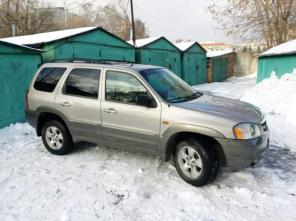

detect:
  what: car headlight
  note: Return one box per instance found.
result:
[233,123,261,140]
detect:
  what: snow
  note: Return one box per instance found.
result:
[0,40,41,51]
[242,71,296,151]
[174,42,195,51]
[1,73,296,220]
[261,39,296,57]
[194,73,257,100]
[1,27,97,46]
[127,37,161,47]
[207,48,234,58]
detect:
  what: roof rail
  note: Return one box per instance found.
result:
[44,58,135,65]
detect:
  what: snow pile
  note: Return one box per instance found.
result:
[193,74,256,100]
[242,70,296,151]
[261,39,296,57]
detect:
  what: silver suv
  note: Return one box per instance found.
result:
[26,62,269,186]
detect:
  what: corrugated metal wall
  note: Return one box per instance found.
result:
[181,44,207,85]
[210,56,228,82]
[135,38,182,77]
[257,54,296,82]
[42,28,135,63]
[0,42,41,128]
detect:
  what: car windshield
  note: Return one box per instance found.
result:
[140,68,202,103]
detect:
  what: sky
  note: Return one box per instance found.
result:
[52,0,233,43]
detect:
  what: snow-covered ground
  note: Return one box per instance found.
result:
[1,74,296,221]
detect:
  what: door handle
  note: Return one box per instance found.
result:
[59,101,71,107]
[104,108,118,114]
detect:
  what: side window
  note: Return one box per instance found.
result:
[34,67,66,92]
[105,71,148,105]
[64,68,100,98]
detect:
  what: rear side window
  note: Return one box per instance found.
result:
[34,67,66,92]
[64,68,101,98]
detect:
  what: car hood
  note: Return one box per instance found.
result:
[173,94,263,123]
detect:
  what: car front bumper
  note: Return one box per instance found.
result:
[216,132,269,171]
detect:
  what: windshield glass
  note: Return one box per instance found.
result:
[140,68,202,103]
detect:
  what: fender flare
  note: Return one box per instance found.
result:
[160,123,225,161]
[35,107,71,135]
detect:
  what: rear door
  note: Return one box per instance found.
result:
[55,67,102,142]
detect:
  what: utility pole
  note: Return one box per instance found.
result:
[130,0,136,47]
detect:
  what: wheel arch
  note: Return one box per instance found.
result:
[36,110,71,137]
[162,125,227,167]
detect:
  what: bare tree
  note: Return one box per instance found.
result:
[0,0,149,40]
[65,3,94,29]
[93,1,149,40]
[208,0,296,48]
[134,19,149,39]
[0,0,58,37]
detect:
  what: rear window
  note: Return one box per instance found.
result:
[64,68,101,98]
[34,67,66,92]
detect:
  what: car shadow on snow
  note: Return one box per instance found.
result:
[255,144,296,180]
[70,142,98,154]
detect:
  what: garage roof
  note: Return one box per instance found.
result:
[174,41,206,52]
[260,39,296,57]
[1,27,97,46]
[207,48,234,58]
[0,40,41,52]
[127,37,161,48]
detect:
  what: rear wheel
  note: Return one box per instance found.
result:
[41,120,73,155]
[174,138,219,187]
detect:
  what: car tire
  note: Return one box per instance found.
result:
[41,120,73,155]
[174,137,219,187]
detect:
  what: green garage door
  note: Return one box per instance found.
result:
[0,73,13,128]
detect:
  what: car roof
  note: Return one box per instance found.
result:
[40,62,163,73]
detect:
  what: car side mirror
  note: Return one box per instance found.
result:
[135,94,157,108]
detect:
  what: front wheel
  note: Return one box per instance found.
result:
[41,120,73,155]
[174,138,219,187]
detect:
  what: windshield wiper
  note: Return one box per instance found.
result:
[168,92,202,103]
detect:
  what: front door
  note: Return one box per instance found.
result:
[55,67,102,142]
[101,69,161,152]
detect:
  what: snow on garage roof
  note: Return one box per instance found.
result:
[127,37,162,47]
[174,41,206,52]
[174,42,195,51]
[0,40,41,52]
[260,39,296,57]
[1,27,97,46]
[207,48,234,58]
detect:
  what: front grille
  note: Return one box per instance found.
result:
[261,121,268,132]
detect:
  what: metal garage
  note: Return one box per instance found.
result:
[258,39,296,82]
[175,42,207,85]
[2,27,135,63]
[0,41,41,128]
[131,37,182,77]
[207,49,234,83]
